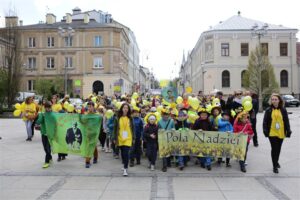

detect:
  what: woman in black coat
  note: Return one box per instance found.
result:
[263,93,292,174]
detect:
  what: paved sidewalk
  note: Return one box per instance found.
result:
[0,108,299,200]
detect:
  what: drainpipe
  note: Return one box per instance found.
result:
[290,32,293,94]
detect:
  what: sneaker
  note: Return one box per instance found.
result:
[123,169,128,176]
[108,149,112,153]
[150,165,155,171]
[254,142,259,147]
[61,156,66,161]
[200,163,205,168]
[57,157,62,162]
[26,138,32,141]
[276,163,281,168]
[105,148,109,153]
[114,155,119,159]
[244,161,248,166]
[162,167,167,172]
[93,159,98,164]
[226,163,231,167]
[102,147,105,151]
[85,163,91,168]
[240,166,247,173]
[179,166,184,171]
[206,165,212,171]
[42,163,50,168]
[273,167,279,174]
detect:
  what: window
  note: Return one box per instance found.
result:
[241,43,249,56]
[46,57,55,68]
[93,57,103,68]
[28,57,36,69]
[94,36,102,46]
[64,36,73,47]
[280,43,288,56]
[280,70,288,87]
[241,70,248,87]
[261,43,268,55]
[222,70,230,87]
[47,37,54,47]
[221,43,229,56]
[28,80,35,91]
[28,37,36,47]
[65,57,73,68]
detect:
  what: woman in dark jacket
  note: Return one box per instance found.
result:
[263,93,292,174]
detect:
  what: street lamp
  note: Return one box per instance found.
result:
[251,23,268,112]
[58,26,75,95]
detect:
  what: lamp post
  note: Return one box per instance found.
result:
[58,26,75,95]
[251,23,268,112]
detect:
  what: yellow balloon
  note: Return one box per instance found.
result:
[157,105,163,113]
[243,101,253,112]
[176,96,183,104]
[13,109,21,117]
[116,102,122,110]
[91,96,97,103]
[67,104,75,113]
[206,104,212,113]
[231,109,236,117]
[212,98,220,105]
[242,96,252,105]
[131,99,136,106]
[105,109,114,119]
[15,103,21,110]
[112,99,117,105]
[63,101,69,109]
[188,97,199,110]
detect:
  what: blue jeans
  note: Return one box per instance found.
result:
[120,146,130,169]
[198,157,211,166]
[177,156,187,167]
[25,120,33,138]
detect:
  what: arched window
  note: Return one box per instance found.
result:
[241,70,248,88]
[222,70,230,88]
[280,70,288,87]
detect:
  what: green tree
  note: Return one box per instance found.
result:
[242,46,279,110]
[35,79,53,100]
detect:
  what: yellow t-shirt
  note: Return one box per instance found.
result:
[269,109,285,139]
[118,116,132,147]
[22,102,36,121]
[51,104,63,113]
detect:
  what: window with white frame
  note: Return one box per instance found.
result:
[64,36,73,47]
[28,37,36,47]
[28,80,35,91]
[65,57,73,68]
[46,57,55,68]
[221,43,229,56]
[47,37,54,47]
[93,57,103,68]
[94,36,103,47]
[28,57,36,69]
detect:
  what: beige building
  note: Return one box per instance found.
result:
[3,8,145,97]
[179,13,299,97]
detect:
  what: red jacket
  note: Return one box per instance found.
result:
[233,119,254,143]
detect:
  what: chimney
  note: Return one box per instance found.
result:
[19,20,23,26]
[83,13,90,24]
[5,16,18,27]
[66,13,72,24]
[46,13,56,24]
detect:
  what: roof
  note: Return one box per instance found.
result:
[210,15,297,31]
[17,20,115,30]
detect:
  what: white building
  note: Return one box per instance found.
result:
[180,13,299,96]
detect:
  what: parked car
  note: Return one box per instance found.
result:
[282,95,300,107]
[69,98,83,108]
[15,92,35,103]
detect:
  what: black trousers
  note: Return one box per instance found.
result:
[146,142,158,165]
[120,146,130,169]
[250,118,258,144]
[130,139,142,162]
[269,137,283,168]
[42,135,52,163]
[31,118,37,136]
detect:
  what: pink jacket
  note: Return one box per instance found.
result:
[233,120,254,143]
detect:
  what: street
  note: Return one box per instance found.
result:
[0,107,300,200]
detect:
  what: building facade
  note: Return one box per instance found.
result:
[2,8,149,97]
[179,13,299,97]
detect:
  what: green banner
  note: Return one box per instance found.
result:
[158,129,248,161]
[44,112,102,157]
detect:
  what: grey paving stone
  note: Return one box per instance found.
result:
[61,177,110,190]
[174,190,225,200]
[214,177,267,191]
[266,177,300,200]
[173,177,219,191]
[100,190,151,200]
[0,189,45,200]
[51,189,103,200]
[222,190,277,200]
[105,177,152,191]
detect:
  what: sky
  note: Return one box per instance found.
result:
[1,0,299,80]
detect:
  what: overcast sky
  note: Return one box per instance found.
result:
[1,0,299,80]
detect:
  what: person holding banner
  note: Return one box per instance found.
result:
[36,101,53,168]
[263,93,292,174]
[192,108,212,170]
[233,111,253,173]
[112,103,135,176]
[158,109,175,172]
[84,101,99,168]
